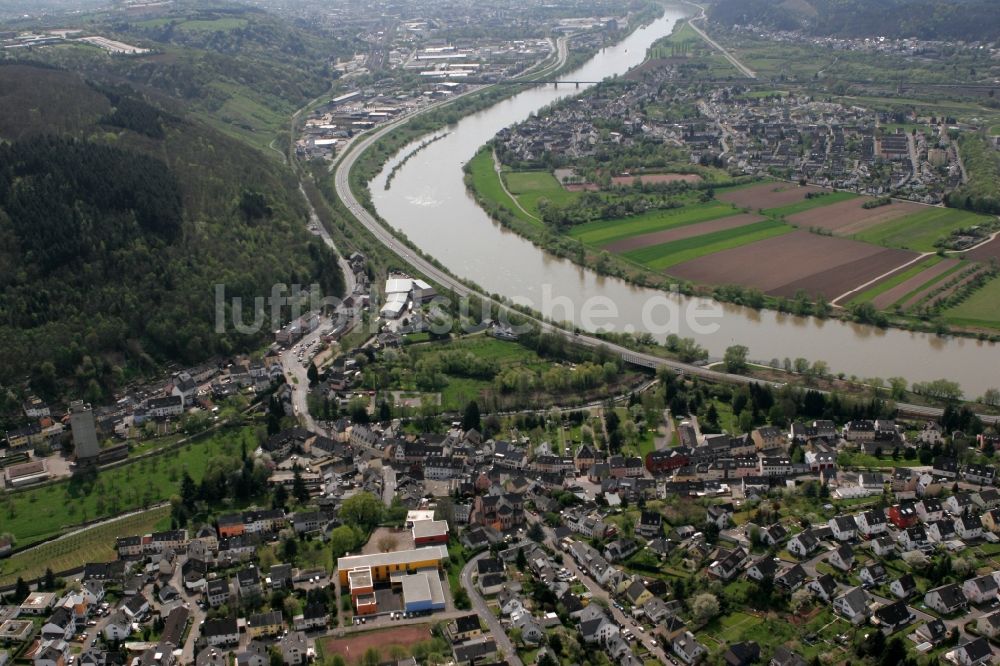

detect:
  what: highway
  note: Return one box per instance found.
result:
[325,10,997,429]
[686,3,757,79]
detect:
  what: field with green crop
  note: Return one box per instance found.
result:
[943,275,1000,328]
[848,256,943,305]
[467,150,543,227]
[766,191,858,217]
[647,21,740,78]
[2,428,257,548]
[622,219,792,269]
[0,506,170,586]
[568,202,740,246]
[856,206,993,251]
[503,170,579,216]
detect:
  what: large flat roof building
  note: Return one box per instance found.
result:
[336,546,449,585]
[411,520,450,546]
[401,570,446,613]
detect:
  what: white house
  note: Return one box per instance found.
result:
[898,526,927,551]
[854,510,887,537]
[977,612,1000,639]
[828,516,857,542]
[944,493,975,516]
[760,524,787,547]
[787,532,819,558]
[955,515,983,541]
[915,499,944,523]
[579,615,619,645]
[871,536,895,557]
[672,631,707,665]
[859,563,887,587]
[951,637,993,666]
[103,611,131,641]
[927,520,956,543]
[807,574,839,603]
[890,574,917,599]
[925,583,967,615]
[828,544,854,572]
[202,618,239,647]
[746,557,779,582]
[833,587,870,625]
[963,574,998,605]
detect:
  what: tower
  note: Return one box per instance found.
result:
[70,400,100,461]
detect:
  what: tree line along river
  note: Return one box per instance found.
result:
[368,6,999,397]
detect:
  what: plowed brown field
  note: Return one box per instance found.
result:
[787,198,924,235]
[717,182,824,209]
[668,230,917,299]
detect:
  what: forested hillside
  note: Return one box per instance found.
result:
[18,5,360,150]
[0,63,344,402]
[709,0,1000,41]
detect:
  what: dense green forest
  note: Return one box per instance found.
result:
[6,5,360,150]
[709,0,1000,41]
[0,63,344,402]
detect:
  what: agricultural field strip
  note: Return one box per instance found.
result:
[667,230,917,299]
[944,274,1000,328]
[887,262,963,307]
[915,266,986,309]
[866,257,955,309]
[569,202,742,246]
[962,231,1000,261]
[603,213,767,253]
[785,198,924,235]
[625,218,793,270]
[0,505,170,586]
[899,263,977,310]
[829,251,933,305]
[717,181,824,209]
[763,191,858,218]
[856,206,994,252]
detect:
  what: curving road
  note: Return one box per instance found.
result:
[461,551,523,666]
[327,17,997,427]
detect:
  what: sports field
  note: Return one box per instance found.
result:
[320,625,436,664]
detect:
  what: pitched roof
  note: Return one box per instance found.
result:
[874,600,911,626]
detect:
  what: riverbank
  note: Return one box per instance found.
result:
[344,5,998,396]
[467,140,1000,344]
[345,6,665,212]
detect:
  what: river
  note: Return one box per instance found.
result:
[369,6,998,397]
